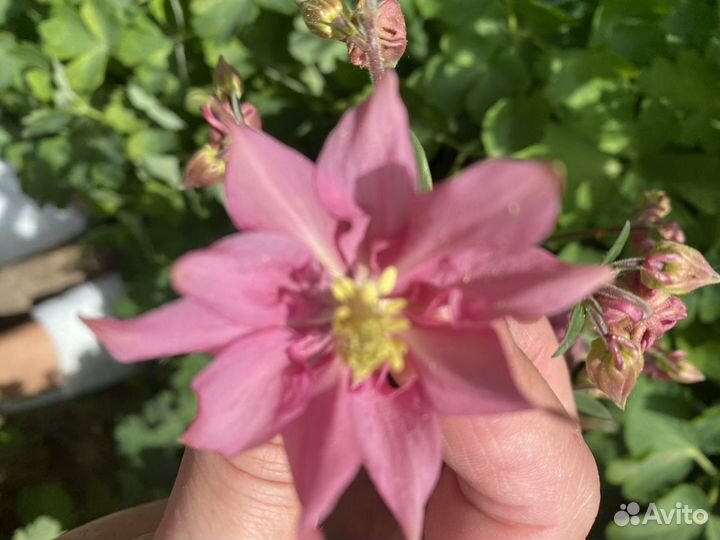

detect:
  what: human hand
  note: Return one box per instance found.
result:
[58,317,599,540]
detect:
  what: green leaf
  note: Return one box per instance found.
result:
[17,482,76,526]
[11,516,63,540]
[553,303,586,357]
[115,16,172,67]
[482,95,550,157]
[603,220,632,263]
[21,110,72,137]
[707,515,720,540]
[65,47,108,93]
[190,0,259,41]
[80,0,120,48]
[127,84,186,130]
[39,7,99,60]
[139,154,182,187]
[126,129,179,160]
[606,450,696,503]
[254,0,296,14]
[574,390,614,420]
[410,130,433,192]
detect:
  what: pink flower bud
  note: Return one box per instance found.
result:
[348,0,407,69]
[642,241,720,295]
[183,144,226,189]
[659,220,686,244]
[645,347,705,384]
[586,335,644,408]
[630,292,687,351]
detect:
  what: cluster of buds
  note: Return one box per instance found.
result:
[183,57,262,190]
[565,191,719,408]
[297,0,407,75]
[632,190,686,253]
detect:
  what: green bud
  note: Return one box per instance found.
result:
[297,0,348,39]
[213,56,244,101]
[586,336,643,409]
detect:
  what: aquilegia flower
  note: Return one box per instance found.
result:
[86,73,610,540]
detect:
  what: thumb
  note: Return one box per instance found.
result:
[154,440,302,540]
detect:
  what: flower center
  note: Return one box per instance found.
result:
[331,266,410,383]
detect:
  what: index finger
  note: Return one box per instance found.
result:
[425,317,599,540]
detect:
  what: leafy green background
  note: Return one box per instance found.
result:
[1,0,719,538]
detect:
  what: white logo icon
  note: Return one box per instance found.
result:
[614,501,709,527]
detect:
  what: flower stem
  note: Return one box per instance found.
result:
[362,0,386,85]
[548,224,650,243]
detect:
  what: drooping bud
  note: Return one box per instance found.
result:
[348,0,407,68]
[297,0,349,40]
[213,56,244,102]
[183,144,226,189]
[630,291,687,351]
[659,220,686,244]
[645,347,705,384]
[586,335,644,408]
[641,241,720,295]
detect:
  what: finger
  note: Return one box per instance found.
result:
[57,499,167,540]
[153,440,302,540]
[505,316,577,416]
[425,317,599,540]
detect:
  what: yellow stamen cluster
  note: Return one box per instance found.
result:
[331,266,410,383]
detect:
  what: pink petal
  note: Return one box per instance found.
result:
[84,298,245,363]
[391,159,562,276]
[282,363,362,534]
[317,72,416,240]
[459,248,613,319]
[225,125,344,273]
[181,329,308,455]
[405,325,528,415]
[350,382,442,540]
[172,233,312,326]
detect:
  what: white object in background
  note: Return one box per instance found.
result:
[0,161,87,265]
[31,274,132,397]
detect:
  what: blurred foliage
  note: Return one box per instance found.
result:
[0,0,719,538]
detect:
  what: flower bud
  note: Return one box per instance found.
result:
[586,335,643,408]
[659,220,686,244]
[213,56,244,101]
[183,144,226,189]
[645,347,705,384]
[641,241,720,295]
[348,0,407,68]
[298,0,348,39]
[637,190,672,224]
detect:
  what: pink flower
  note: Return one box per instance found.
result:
[85,73,610,540]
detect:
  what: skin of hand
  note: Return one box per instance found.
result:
[58,316,600,540]
[0,322,60,399]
